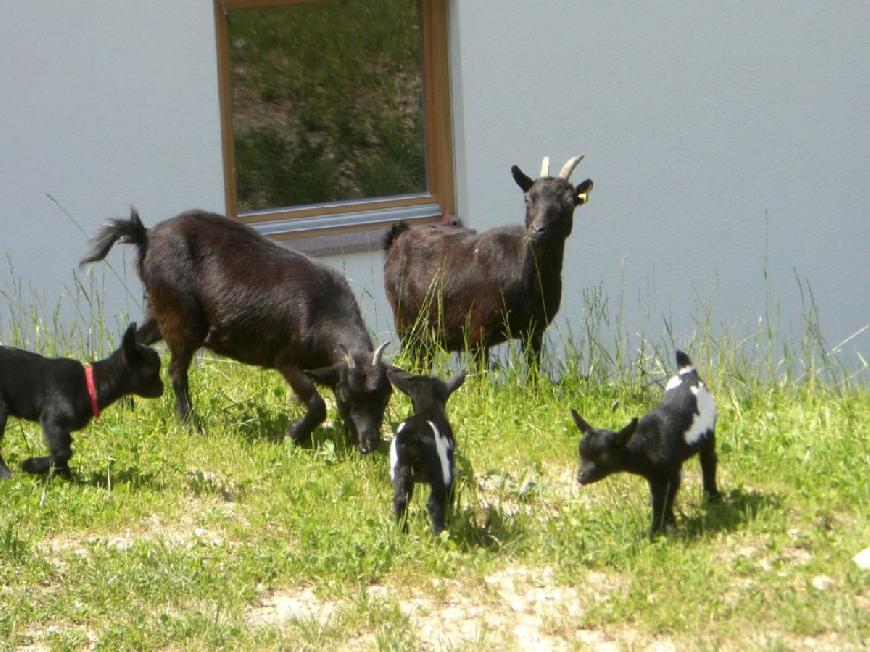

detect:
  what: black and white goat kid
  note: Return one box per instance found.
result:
[387,366,466,534]
[572,351,720,534]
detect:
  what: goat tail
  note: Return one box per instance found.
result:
[80,208,148,266]
[383,220,410,251]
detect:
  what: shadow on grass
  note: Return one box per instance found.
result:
[74,465,165,491]
[232,404,381,461]
[447,506,527,551]
[234,403,291,443]
[680,486,781,538]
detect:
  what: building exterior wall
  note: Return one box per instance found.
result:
[1,2,867,363]
[0,2,225,335]
[444,1,869,363]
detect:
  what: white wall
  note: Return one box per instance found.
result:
[0,2,224,335]
[2,2,867,367]
[443,1,870,365]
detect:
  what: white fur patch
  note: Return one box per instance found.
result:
[684,383,716,445]
[428,420,453,486]
[665,365,695,392]
[389,422,406,482]
[665,374,682,391]
[665,366,695,392]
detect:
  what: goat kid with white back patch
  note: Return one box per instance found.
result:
[387,366,466,534]
[572,351,720,534]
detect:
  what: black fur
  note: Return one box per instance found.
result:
[572,350,720,534]
[81,209,391,454]
[0,323,163,479]
[383,160,592,366]
[383,222,410,250]
[387,366,466,534]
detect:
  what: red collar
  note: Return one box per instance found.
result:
[84,365,100,418]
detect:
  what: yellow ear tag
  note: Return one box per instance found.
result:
[577,192,589,204]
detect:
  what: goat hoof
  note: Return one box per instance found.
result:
[21,456,51,475]
[54,466,73,480]
[288,422,313,444]
[21,457,72,479]
[357,439,382,455]
[706,490,723,503]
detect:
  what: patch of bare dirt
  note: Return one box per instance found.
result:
[245,586,336,628]
[14,624,96,651]
[36,498,235,561]
[245,566,670,651]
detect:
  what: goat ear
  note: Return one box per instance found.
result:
[617,417,639,444]
[121,322,139,362]
[511,165,534,192]
[385,365,419,395]
[571,409,592,433]
[445,369,467,396]
[305,365,341,386]
[575,178,593,205]
[675,350,692,368]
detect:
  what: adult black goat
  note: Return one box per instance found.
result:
[81,209,391,454]
[383,155,592,366]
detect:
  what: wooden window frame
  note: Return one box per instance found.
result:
[214,0,454,254]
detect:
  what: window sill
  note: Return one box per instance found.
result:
[247,201,443,257]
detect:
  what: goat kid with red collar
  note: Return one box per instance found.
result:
[572,351,721,534]
[0,323,163,480]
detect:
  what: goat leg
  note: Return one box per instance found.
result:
[135,315,163,346]
[648,474,679,535]
[288,393,326,443]
[393,467,414,533]
[165,343,201,431]
[0,412,10,479]
[427,483,451,535]
[22,421,73,479]
[699,435,721,501]
[282,368,326,443]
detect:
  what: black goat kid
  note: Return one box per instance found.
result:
[572,351,720,534]
[0,323,163,479]
[81,210,391,454]
[384,155,592,366]
[387,366,466,534]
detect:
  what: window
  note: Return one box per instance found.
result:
[214,0,454,253]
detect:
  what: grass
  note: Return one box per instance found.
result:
[0,276,867,650]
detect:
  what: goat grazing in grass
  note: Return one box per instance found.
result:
[572,351,721,534]
[0,323,163,479]
[383,155,592,366]
[81,210,391,454]
[387,366,466,534]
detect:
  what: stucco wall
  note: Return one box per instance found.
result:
[0,2,225,335]
[443,0,869,364]
[326,2,869,366]
[1,2,867,366]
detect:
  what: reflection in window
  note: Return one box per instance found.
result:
[228,0,426,213]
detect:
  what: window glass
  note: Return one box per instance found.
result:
[227,0,426,213]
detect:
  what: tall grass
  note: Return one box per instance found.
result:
[0,263,866,649]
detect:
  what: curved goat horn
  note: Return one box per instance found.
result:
[371,341,390,367]
[539,156,551,177]
[558,155,585,180]
[339,344,355,370]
